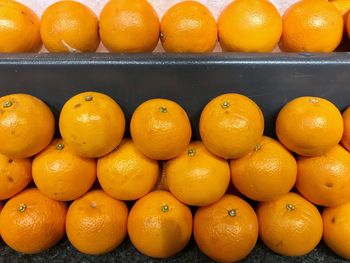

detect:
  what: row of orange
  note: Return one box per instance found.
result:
[1,92,350,261]
[0,188,337,262]
[2,0,350,54]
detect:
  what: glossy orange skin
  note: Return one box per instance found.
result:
[0,0,41,52]
[194,194,258,262]
[332,0,350,16]
[200,93,264,160]
[66,190,128,255]
[128,190,192,258]
[166,141,230,206]
[231,136,297,202]
[59,92,125,158]
[0,94,55,158]
[331,0,350,33]
[276,96,343,157]
[97,139,159,201]
[32,139,96,201]
[341,107,350,151]
[0,153,31,200]
[296,144,350,207]
[257,192,323,256]
[218,0,282,52]
[40,0,99,53]
[100,0,159,53]
[323,202,350,260]
[130,99,192,160]
[0,188,67,254]
[160,1,217,53]
[281,0,343,52]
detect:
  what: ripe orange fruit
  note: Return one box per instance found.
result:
[200,93,264,159]
[130,99,192,160]
[0,0,41,52]
[276,96,343,157]
[0,188,66,254]
[32,139,96,201]
[40,0,99,53]
[0,94,55,158]
[332,0,350,16]
[323,202,350,260]
[59,92,125,158]
[341,106,350,151]
[160,1,217,53]
[97,139,159,201]
[194,194,258,262]
[347,8,350,39]
[281,0,343,52]
[0,153,31,200]
[100,0,159,52]
[218,0,282,52]
[296,144,350,207]
[165,141,230,206]
[331,0,350,33]
[128,190,192,258]
[66,190,128,255]
[257,192,323,256]
[230,136,297,202]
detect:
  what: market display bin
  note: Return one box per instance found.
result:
[0,52,349,262]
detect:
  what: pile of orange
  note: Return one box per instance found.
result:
[1,90,350,261]
[0,0,349,53]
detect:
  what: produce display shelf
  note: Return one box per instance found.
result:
[0,52,349,262]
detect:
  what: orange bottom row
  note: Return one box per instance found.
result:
[0,188,348,262]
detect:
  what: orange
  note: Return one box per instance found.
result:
[130,99,192,160]
[160,1,217,53]
[347,7,350,39]
[341,106,350,151]
[332,0,350,16]
[276,96,343,157]
[331,0,350,33]
[0,188,66,254]
[194,194,258,262]
[296,144,350,207]
[281,0,343,52]
[97,139,159,201]
[66,190,128,255]
[59,92,125,158]
[323,202,350,260]
[0,0,41,52]
[0,94,55,158]
[0,153,31,200]
[257,192,323,256]
[165,141,230,206]
[40,0,99,53]
[128,190,192,258]
[218,0,282,52]
[100,0,159,53]
[230,136,297,202]
[200,93,264,159]
[32,139,96,201]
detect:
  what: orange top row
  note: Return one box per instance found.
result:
[1,0,348,53]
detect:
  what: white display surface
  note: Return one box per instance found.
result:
[19,0,299,52]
